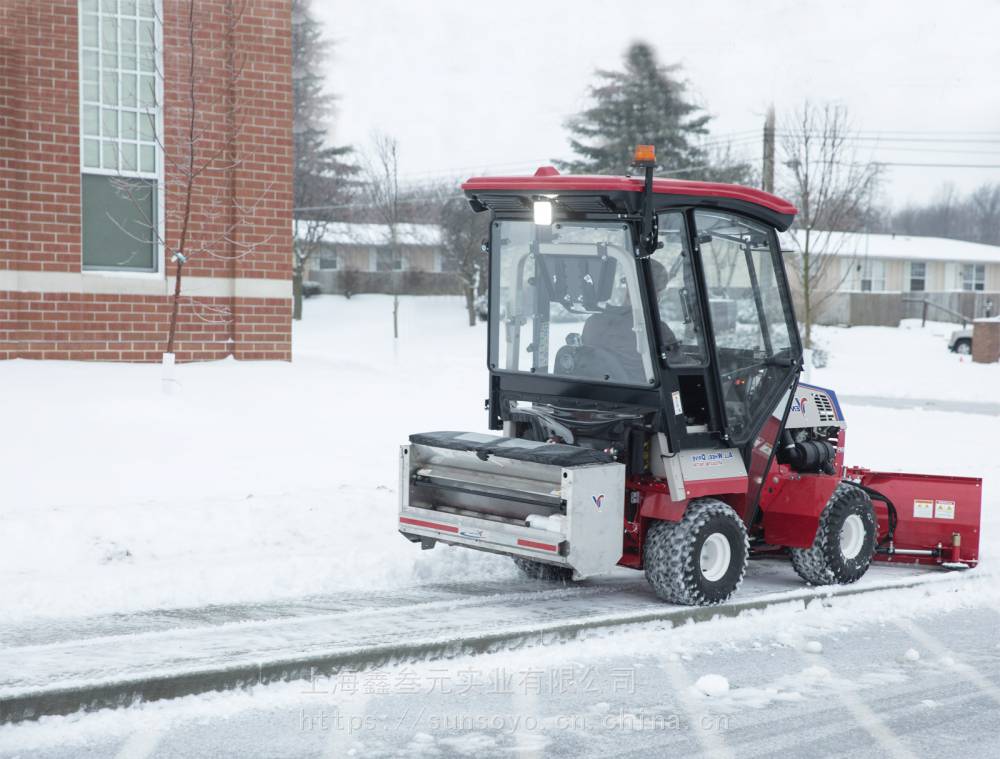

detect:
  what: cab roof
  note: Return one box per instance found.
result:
[462,166,798,231]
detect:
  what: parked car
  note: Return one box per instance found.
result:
[302,281,322,298]
[948,327,972,354]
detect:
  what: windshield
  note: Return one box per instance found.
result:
[490,220,655,386]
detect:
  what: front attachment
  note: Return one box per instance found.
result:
[399,432,625,579]
[846,467,982,568]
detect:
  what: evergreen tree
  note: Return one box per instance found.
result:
[292,0,356,317]
[557,42,712,177]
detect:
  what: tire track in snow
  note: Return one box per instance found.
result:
[893,618,1000,707]
[793,649,917,759]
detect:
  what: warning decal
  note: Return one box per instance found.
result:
[672,390,684,416]
[913,499,934,519]
[934,500,956,520]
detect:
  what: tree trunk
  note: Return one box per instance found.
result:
[464,285,476,327]
[393,293,399,339]
[802,249,812,349]
[292,269,303,321]
[166,261,185,356]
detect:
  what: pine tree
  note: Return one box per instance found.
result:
[292,0,356,318]
[557,42,711,177]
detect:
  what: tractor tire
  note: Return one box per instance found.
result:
[790,482,877,586]
[512,556,574,582]
[954,338,972,355]
[644,499,749,606]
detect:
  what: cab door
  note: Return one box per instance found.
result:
[691,210,801,446]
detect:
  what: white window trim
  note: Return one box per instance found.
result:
[906,260,927,292]
[78,0,165,278]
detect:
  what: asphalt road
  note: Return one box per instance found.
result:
[3,578,999,759]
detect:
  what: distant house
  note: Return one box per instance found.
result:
[301,223,461,295]
[784,232,999,326]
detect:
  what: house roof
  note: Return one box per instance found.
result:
[783,231,1000,264]
[294,221,442,247]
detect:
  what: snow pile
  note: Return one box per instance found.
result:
[693,674,730,697]
[904,648,922,662]
[803,640,823,653]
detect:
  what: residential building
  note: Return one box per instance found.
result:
[302,222,462,295]
[784,232,999,326]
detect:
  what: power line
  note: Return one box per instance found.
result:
[876,162,1000,169]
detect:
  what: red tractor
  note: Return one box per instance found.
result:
[398,147,982,606]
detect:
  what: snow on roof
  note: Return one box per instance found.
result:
[782,231,1000,264]
[294,221,442,247]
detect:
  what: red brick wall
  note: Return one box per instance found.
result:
[0,0,293,362]
[0,291,290,362]
[0,1,81,274]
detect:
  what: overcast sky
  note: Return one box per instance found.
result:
[315,0,1000,208]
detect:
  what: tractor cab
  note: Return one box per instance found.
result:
[397,147,982,607]
[471,150,801,464]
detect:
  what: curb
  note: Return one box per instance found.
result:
[0,573,968,725]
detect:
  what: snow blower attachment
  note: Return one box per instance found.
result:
[398,145,983,605]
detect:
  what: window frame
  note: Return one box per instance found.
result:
[961,263,986,292]
[78,0,165,276]
[907,261,926,292]
[858,258,886,292]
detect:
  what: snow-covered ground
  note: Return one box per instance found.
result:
[810,319,994,401]
[0,295,997,621]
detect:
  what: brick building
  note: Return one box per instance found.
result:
[0,0,293,362]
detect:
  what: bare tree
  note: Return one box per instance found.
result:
[112,0,276,369]
[780,103,881,347]
[361,133,403,338]
[889,182,1000,245]
[438,189,489,326]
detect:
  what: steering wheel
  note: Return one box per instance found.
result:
[553,333,635,382]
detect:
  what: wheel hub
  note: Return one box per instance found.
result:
[699,533,732,582]
[840,514,865,560]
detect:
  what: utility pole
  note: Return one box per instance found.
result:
[762,105,775,193]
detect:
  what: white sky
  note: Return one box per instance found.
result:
[315,0,1000,208]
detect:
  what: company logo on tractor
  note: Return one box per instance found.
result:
[593,494,605,510]
[791,396,809,415]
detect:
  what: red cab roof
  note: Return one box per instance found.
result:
[462,167,797,218]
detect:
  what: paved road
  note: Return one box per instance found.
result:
[0,561,945,721]
[2,578,998,758]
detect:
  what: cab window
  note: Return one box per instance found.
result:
[694,211,795,442]
[648,212,707,367]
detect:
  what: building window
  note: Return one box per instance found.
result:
[376,247,404,272]
[961,263,985,291]
[318,248,338,270]
[855,258,885,292]
[907,261,926,292]
[79,0,161,271]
